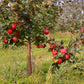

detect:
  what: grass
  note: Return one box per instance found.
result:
[0,32,84,84]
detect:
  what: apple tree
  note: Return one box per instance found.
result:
[47,27,84,73]
[0,0,61,75]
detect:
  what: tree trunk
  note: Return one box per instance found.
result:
[28,37,32,76]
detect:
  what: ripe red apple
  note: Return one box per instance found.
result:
[18,23,21,26]
[57,58,62,64]
[64,54,70,60]
[78,39,82,43]
[52,50,57,55]
[18,71,21,75]
[36,44,44,48]
[11,23,17,30]
[35,5,39,8]
[18,20,22,26]
[14,31,19,36]
[82,28,84,32]
[44,29,49,35]
[19,20,22,23]
[36,45,40,48]
[39,44,44,48]
[16,14,18,17]
[12,37,18,42]
[50,44,56,49]
[7,28,13,34]
[60,48,67,54]
[24,19,29,23]
[3,39,8,43]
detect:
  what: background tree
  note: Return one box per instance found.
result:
[55,0,84,32]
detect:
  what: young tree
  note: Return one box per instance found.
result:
[0,0,61,75]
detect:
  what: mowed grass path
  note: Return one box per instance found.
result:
[0,32,84,84]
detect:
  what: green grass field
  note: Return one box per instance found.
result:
[0,32,84,84]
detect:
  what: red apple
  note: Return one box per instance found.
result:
[52,50,57,55]
[35,6,37,9]
[57,58,62,64]
[12,37,18,42]
[24,19,29,23]
[18,71,21,75]
[60,48,67,54]
[19,20,22,23]
[78,39,82,43]
[16,14,18,17]
[64,54,70,60]
[3,39,8,43]
[36,44,44,48]
[36,45,40,48]
[18,21,22,26]
[82,28,84,32]
[7,28,13,34]
[14,31,19,36]
[11,23,17,30]
[44,29,49,35]
[39,44,44,48]
[50,44,56,49]
[35,5,39,8]
[18,23,21,26]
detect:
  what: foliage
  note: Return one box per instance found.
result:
[0,0,61,47]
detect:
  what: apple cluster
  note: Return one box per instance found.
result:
[3,23,20,45]
[49,43,70,64]
[47,28,84,68]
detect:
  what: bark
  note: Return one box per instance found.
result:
[28,37,32,75]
